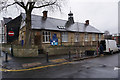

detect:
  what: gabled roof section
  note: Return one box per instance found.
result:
[21,13,103,33]
[3,17,12,24]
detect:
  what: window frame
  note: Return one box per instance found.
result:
[74,33,79,42]
[84,33,88,41]
[62,32,68,42]
[92,34,96,41]
[98,34,101,41]
[42,31,51,43]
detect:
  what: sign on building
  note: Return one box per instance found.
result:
[50,34,58,46]
[8,31,14,36]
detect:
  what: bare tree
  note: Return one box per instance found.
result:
[104,30,110,35]
[1,0,64,47]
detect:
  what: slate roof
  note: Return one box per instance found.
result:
[21,13,103,34]
[3,17,12,24]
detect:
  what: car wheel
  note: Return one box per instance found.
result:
[110,51,113,55]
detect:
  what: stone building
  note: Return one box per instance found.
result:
[19,11,104,55]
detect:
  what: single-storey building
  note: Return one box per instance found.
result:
[19,11,104,54]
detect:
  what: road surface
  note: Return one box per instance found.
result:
[2,52,119,79]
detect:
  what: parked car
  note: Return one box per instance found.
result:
[100,40,119,54]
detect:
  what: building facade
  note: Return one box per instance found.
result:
[19,11,104,51]
[5,15,22,43]
[112,34,120,45]
[0,20,6,43]
[1,16,22,43]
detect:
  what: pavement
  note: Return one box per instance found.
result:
[1,51,99,71]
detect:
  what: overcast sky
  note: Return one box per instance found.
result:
[0,0,119,34]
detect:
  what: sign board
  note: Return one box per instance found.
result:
[50,34,58,46]
[8,31,14,36]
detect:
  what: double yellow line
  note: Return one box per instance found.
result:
[0,62,72,72]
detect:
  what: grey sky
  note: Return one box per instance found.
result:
[0,0,119,34]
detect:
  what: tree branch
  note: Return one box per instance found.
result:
[2,2,16,9]
[33,0,57,8]
[15,2,26,9]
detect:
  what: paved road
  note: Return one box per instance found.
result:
[2,53,119,78]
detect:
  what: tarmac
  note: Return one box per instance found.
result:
[1,51,99,71]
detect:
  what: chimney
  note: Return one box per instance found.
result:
[42,11,48,19]
[68,11,74,24]
[85,20,89,26]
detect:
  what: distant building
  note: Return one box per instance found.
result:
[1,17,13,43]
[0,20,7,43]
[112,33,120,45]
[104,35,112,40]
[0,20,3,43]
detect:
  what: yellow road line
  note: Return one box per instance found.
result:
[0,62,72,72]
[50,59,67,63]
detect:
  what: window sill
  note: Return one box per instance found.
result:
[42,42,50,44]
[62,41,68,43]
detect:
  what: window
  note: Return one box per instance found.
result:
[62,32,68,42]
[92,34,96,41]
[85,33,88,41]
[75,33,79,42]
[43,31,51,42]
[98,34,101,41]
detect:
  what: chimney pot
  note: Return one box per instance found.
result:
[85,20,89,25]
[42,11,48,19]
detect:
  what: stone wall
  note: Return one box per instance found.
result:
[2,44,38,57]
[13,48,38,57]
[44,45,97,56]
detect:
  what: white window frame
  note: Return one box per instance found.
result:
[98,34,101,41]
[74,33,79,42]
[92,34,96,41]
[85,33,88,41]
[42,31,51,43]
[62,32,68,42]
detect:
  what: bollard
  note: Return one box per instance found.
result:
[69,51,71,62]
[11,43,13,57]
[76,50,79,58]
[5,52,8,62]
[46,52,49,63]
